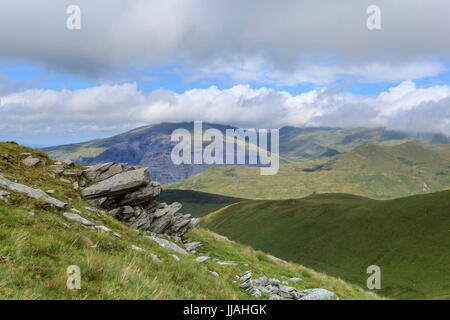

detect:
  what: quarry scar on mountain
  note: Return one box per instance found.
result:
[170,121,280,175]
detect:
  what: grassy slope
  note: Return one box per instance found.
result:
[202,192,450,299]
[168,142,450,200]
[157,190,245,217]
[0,142,377,300]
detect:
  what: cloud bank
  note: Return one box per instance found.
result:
[0,0,449,144]
[0,0,449,83]
[1,81,449,138]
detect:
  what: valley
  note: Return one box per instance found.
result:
[169,141,450,200]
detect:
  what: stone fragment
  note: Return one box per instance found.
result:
[95,225,112,232]
[0,174,66,208]
[63,169,83,177]
[299,288,335,300]
[63,212,94,226]
[170,254,180,261]
[22,157,40,167]
[131,245,143,252]
[147,235,188,255]
[150,253,162,263]
[194,256,210,263]
[185,241,202,252]
[216,261,238,266]
[118,181,162,206]
[290,277,303,282]
[239,272,252,282]
[49,164,65,174]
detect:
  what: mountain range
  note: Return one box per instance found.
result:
[44,122,450,185]
[169,141,450,200]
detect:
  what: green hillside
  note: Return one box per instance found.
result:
[0,142,378,300]
[168,142,450,200]
[158,190,245,217]
[202,191,450,299]
[278,126,450,162]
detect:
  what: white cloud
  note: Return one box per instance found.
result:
[0,0,449,84]
[195,59,445,85]
[1,81,449,139]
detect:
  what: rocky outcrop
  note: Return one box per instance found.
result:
[82,167,150,199]
[80,162,199,237]
[238,271,335,300]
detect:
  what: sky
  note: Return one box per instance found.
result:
[0,0,449,146]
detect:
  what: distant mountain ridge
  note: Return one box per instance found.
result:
[44,122,450,184]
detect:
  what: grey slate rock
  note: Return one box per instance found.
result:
[80,162,200,237]
[194,256,210,263]
[217,260,238,266]
[22,157,40,167]
[62,169,83,177]
[131,245,143,252]
[239,272,252,282]
[49,164,65,174]
[95,225,112,232]
[63,212,94,226]
[147,235,188,255]
[0,174,67,208]
[150,253,162,263]
[299,288,335,300]
[185,241,202,252]
[118,181,162,206]
[279,285,296,293]
[170,254,180,261]
[82,168,150,198]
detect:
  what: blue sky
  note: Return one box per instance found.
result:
[3,60,450,96]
